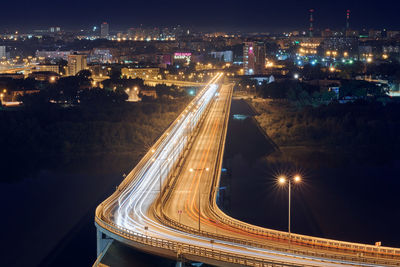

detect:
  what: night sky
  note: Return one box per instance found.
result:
[1,0,399,32]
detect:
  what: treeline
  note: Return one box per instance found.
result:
[0,99,189,182]
[244,79,389,108]
[253,100,400,154]
[1,100,188,155]
[1,69,190,108]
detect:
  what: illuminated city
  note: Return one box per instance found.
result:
[1,1,400,267]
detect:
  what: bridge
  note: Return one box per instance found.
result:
[92,76,206,87]
[95,73,400,266]
[144,79,206,87]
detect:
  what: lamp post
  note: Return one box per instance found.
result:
[159,157,171,193]
[278,175,301,245]
[152,151,171,194]
[190,167,209,232]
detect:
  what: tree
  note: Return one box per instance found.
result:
[301,63,326,80]
[339,80,388,99]
[48,76,81,104]
[366,62,400,78]
[55,59,68,75]
[338,61,365,79]
[109,69,122,82]
[79,88,128,106]
[76,70,93,88]
[76,69,92,80]
[18,91,51,109]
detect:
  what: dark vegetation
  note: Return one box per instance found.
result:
[0,69,191,182]
[0,99,189,182]
[237,78,388,108]
[253,100,400,158]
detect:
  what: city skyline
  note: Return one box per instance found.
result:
[1,0,399,32]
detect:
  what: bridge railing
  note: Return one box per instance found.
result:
[95,212,326,267]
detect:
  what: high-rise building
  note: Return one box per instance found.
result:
[101,22,109,38]
[68,54,87,76]
[90,48,113,63]
[243,42,255,75]
[127,28,136,39]
[36,50,71,61]
[369,29,382,39]
[243,42,265,75]
[0,46,6,59]
[210,51,233,62]
[254,42,266,74]
[309,9,315,38]
[387,31,400,39]
[49,27,61,33]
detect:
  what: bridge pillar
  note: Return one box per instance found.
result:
[96,229,113,257]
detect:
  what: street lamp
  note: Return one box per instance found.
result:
[190,167,209,232]
[278,174,301,244]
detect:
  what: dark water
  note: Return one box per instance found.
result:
[0,154,178,267]
[220,99,400,247]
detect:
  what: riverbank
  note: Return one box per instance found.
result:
[220,98,400,248]
[249,98,400,162]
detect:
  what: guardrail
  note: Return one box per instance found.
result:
[95,213,322,267]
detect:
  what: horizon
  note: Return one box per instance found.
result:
[1,0,399,32]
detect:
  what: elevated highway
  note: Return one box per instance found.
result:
[95,73,400,266]
[144,79,206,87]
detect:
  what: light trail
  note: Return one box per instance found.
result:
[112,73,222,236]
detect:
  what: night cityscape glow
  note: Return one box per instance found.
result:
[1,1,400,267]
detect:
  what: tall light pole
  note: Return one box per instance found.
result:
[278,174,301,245]
[190,167,209,233]
[152,152,171,194]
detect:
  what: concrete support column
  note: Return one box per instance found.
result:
[96,229,113,257]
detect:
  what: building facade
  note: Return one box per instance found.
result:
[36,50,71,61]
[68,54,87,76]
[33,64,60,74]
[0,46,6,59]
[121,68,160,80]
[101,22,109,39]
[243,42,265,75]
[211,51,233,62]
